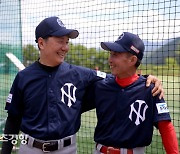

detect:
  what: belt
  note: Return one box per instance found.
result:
[97,144,133,154]
[27,137,71,153]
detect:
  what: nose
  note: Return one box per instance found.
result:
[62,44,69,52]
[108,56,112,64]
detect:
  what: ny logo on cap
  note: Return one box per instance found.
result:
[116,32,125,41]
[57,18,65,27]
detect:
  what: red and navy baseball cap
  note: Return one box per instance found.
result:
[35,16,79,43]
[101,32,145,60]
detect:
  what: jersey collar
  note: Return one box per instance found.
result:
[115,74,139,88]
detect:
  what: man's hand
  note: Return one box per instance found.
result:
[146,75,164,99]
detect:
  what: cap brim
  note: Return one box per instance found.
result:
[101,42,127,52]
[51,28,79,39]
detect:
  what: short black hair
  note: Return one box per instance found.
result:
[126,52,141,68]
[135,59,141,68]
[37,36,51,50]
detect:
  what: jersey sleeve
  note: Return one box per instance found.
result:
[88,69,107,84]
[1,114,22,154]
[158,121,179,154]
[153,95,171,126]
[81,69,107,113]
[5,73,23,117]
[81,82,96,113]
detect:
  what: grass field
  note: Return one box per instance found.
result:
[0,74,179,153]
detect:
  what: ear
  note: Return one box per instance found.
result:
[129,55,137,66]
[37,37,45,50]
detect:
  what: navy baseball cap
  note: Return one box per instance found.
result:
[35,16,79,43]
[101,32,145,60]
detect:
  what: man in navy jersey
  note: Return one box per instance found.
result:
[1,17,164,154]
[83,32,179,154]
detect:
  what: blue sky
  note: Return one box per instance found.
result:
[0,0,21,45]
[0,0,180,48]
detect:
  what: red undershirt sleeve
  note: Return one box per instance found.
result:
[158,121,180,154]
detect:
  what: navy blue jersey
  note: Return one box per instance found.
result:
[5,61,106,140]
[85,75,171,148]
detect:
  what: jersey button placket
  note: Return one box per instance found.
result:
[48,74,53,93]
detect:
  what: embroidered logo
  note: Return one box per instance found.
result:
[61,83,77,107]
[130,45,139,54]
[6,93,12,103]
[156,103,169,114]
[97,70,106,78]
[129,100,148,125]
[57,18,65,27]
[116,32,125,41]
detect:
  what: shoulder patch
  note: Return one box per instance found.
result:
[156,103,169,114]
[97,71,106,78]
[6,93,13,103]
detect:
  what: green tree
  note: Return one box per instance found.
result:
[22,44,39,66]
[66,43,110,72]
[175,44,180,65]
[165,57,177,67]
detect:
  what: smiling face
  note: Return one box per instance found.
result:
[108,51,137,78]
[38,36,69,66]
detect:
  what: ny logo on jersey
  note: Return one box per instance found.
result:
[60,83,77,107]
[129,100,148,125]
